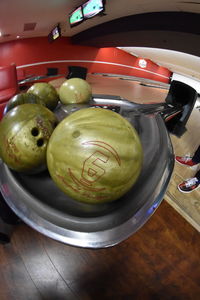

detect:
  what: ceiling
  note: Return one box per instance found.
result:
[1,0,200,80]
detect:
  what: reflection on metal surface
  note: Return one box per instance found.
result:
[18,74,64,85]
[0,95,174,248]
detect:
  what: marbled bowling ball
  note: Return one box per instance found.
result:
[0,104,58,174]
[27,82,59,110]
[59,78,92,105]
[47,108,143,204]
[4,92,46,115]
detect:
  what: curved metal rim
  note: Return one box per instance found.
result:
[0,159,172,248]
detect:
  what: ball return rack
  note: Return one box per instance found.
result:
[0,80,197,248]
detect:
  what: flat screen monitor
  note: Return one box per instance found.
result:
[48,24,61,43]
[82,0,105,19]
[69,6,84,27]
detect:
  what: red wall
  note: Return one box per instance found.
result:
[0,37,171,83]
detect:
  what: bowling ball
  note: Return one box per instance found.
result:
[59,78,92,105]
[47,108,143,204]
[27,82,59,110]
[0,104,58,174]
[4,92,46,115]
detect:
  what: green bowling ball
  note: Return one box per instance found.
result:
[27,82,59,110]
[59,78,92,105]
[4,92,46,115]
[47,108,143,204]
[0,104,58,174]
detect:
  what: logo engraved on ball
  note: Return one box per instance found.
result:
[68,140,121,194]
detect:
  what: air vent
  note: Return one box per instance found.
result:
[24,23,36,31]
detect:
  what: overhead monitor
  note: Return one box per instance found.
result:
[48,24,61,43]
[82,0,105,19]
[69,6,84,27]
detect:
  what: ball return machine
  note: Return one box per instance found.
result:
[0,80,197,248]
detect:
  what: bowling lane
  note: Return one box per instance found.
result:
[50,74,169,104]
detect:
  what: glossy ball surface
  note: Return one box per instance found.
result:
[27,82,59,110]
[0,104,58,173]
[47,108,143,204]
[59,78,92,105]
[4,92,46,115]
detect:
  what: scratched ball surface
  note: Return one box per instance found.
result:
[47,108,143,204]
[0,104,58,173]
[59,78,92,104]
[4,92,46,115]
[27,82,59,110]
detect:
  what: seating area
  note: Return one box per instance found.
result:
[16,68,26,82]
[66,65,88,79]
[46,67,58,76]
[0,64,19,119]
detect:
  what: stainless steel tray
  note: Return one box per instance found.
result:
[0,95,174,248]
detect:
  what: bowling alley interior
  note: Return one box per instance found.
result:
[0,1,200,299]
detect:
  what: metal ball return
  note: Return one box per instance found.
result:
[0,94,176,248]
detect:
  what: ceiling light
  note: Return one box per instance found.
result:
[0,32,2,37]
[16,35,20,39]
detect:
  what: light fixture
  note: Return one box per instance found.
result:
[16,35,20,39]
[139,58,147,68]
[0,32,2,37]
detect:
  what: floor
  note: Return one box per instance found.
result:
[1,74,200,299]
[165,107,200,232]
[1,201,200,300]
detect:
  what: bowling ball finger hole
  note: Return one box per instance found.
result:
[37,138,44,147]
[31,127,39,136]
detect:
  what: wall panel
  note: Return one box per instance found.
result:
[0,37,171,83]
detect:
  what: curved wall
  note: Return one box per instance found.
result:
[0,37,171,83]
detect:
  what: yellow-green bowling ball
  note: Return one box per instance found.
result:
[27,82,59,110]
[47,108,143,204]
[0,104,58,174]
[59,78,92,105]
[4,92,46,115]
